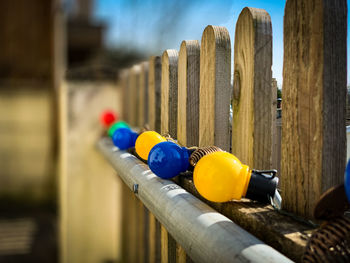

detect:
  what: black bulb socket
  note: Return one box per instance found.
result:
[245,171,279,203]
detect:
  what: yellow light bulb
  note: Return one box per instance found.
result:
[193,151,251,202]
[135,131,166,160]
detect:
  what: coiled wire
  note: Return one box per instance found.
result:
[189,146,223,166]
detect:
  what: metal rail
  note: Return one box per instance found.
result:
[97,137,293,263]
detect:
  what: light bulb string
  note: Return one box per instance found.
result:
[108,121,288,209]
[113,125,279,179]
[140,124,150,133]
[161,133,178,144]
[122,125,220,166]
[189,146,223,166]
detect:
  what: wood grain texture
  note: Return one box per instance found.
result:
[129,193,138,263]
[282,0,347,218]
[232,7,273,169]
[139,61,149,127]
[155,219,161,262]
[137,200,145,263]
[161,49,180,262]
[120,69,130,121]
[176,243,187,263]
[143,206,150,263]
[199,26,231,151]
[129,65,141,126]
[168,234,177,263]
[271,78,279,174]
[177,40,200,147]
[125,67,133,124]
[161,225,168,263]
[160,225,177,263]
[149,213,156,263]
[148,56,162,132]
[161,49,179,137]
[121,183,130,262]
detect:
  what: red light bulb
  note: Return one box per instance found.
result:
[100,110,118,128]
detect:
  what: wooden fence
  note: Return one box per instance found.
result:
[61,1,347,263]
[111,2,347,262]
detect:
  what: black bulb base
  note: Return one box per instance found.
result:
[245,170,279,204]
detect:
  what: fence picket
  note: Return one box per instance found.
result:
[148,56,162,132]
[161,49,179,137]
[120,69,130,121]
[137,201,146,263]
[127,65,141,126]
[161,225,168,263]
[232,7,273,169]
[176,244,187,263]
[271,78,279,174]
[177,40,200,147]
[199,26,231,151]
[148,213,161,263]
[282,0,347,218]
[176,40,201,262]
[139,61,149,127]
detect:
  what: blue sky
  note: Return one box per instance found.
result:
[94,0,349,87]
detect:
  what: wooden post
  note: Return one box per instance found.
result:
[139,61,149,127]
[132,194,139,263]
[155,219,162,262]
[168,234,177,263]
[176,40,200,263]
[137,200,145,263]
[161,225,178,263]
[60,82,121,263]
[120,69,130,121]
[271,78,279,174]
[149,213,156,263]
[129,65,141,126]
[136,61,150,263]
[282,0,347,218]
[160,47,189,262]
[176,244,187,263]
[148,56,164,262]
[161,225,169,263]
[177,40,200,147]
[231,7,273,169]
[161,49,179,137]
[160,49,181,262]
[124,68,132,124]
[148,56,162,132]
[199,26,231,151]
[122,65,143,262]
[121,183,131,262]
[143,206,150,263]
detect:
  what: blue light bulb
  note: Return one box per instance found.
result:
[148,141,191,179]
[112,127,138,150]
[345,159,350,203]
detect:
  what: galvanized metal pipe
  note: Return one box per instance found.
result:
[97,138,293,263]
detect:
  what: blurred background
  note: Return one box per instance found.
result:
[0,0,349,262]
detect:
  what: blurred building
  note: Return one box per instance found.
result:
[67,0,106,68]
[0,0,64,207]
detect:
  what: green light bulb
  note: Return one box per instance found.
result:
[108,121,130,137]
